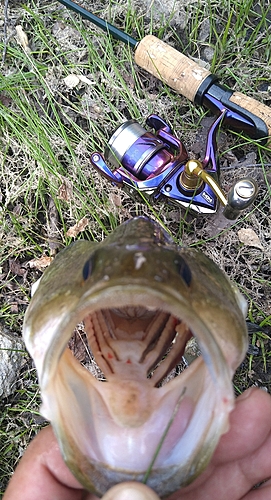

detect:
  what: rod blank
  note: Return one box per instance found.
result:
[57,0,138,48]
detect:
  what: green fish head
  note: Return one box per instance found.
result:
[23,217,248,498]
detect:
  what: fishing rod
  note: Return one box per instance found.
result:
[57,0,270,147]
[55,0,267,217]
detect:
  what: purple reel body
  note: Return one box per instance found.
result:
[91,115,220,213]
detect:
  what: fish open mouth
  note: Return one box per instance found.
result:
[23,217,247,497]
[37,285,236,497]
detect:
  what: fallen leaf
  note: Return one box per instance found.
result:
[15,25,31,54]
[10,303,19,313]
[64,74,95,88]
[237,228,264,250]
[66,217,89,238]
[109,192,122,208]
[57,178,73,201]
[203,206,234,237]
[28,255,54,271]
[78,75,95,85]
[0,93,12,107]
[9,259,26,276]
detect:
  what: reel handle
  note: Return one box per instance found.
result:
[182,160,258,220]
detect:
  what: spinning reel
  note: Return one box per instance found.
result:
[91,110,258,220]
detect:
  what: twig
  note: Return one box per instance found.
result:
[47,196,62,256]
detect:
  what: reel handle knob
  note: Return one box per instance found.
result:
[182,161,258,219]
[223,178,258,220]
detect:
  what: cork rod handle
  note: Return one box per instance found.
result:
[134,35,271,144]
[135,35,211,102]
[229,91,271,141]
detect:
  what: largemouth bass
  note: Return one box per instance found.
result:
[23,217,248,498]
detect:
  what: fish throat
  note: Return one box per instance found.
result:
[84,307,191,388]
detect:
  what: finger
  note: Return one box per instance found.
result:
[206,430,271,499]
[213,388,271,463]
[167,388,271,500]
[237,429,271,492]
[167,432,271,500]
[101,482,160,500]
[3,426,89,500]
[242,480,271,500]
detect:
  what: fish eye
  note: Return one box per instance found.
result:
[82,257,93,281]
[175,256,192,286]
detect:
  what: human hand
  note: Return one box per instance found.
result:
[3,388,271,500]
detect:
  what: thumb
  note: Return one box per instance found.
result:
[101,482,160,500]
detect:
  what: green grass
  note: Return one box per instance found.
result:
[0,0,270,493]
[0,363,45,491]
